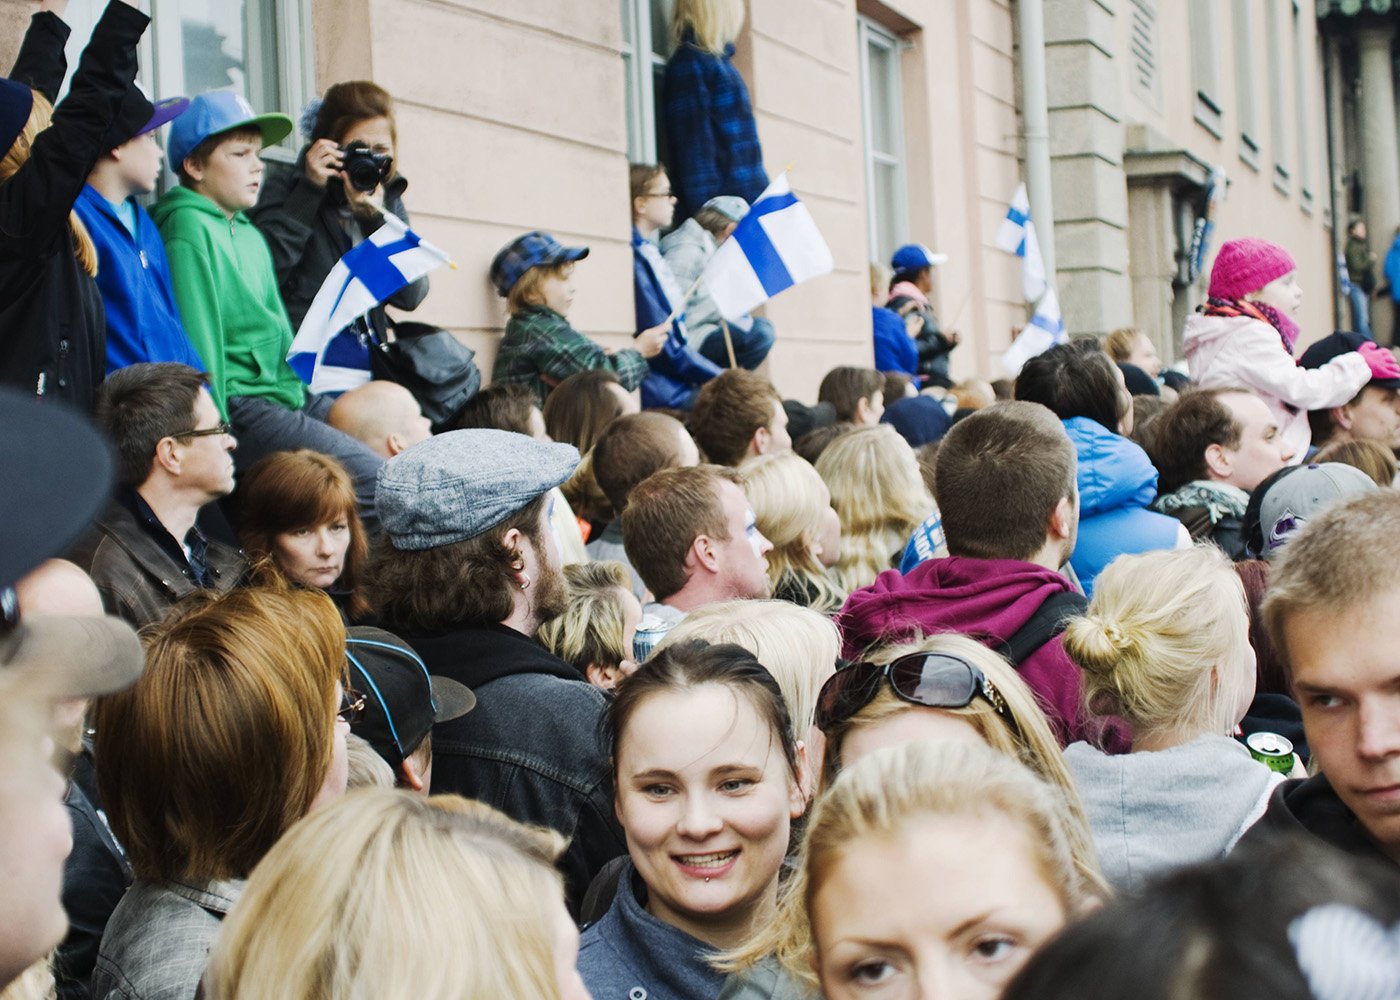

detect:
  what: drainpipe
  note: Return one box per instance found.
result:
[1018,0,1057,290]
[1324,35,1347,331]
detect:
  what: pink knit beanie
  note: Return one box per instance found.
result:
[1209,238,1297,300]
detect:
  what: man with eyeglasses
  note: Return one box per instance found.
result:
[71,362,246,628]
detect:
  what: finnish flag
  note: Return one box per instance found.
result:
[287,213,452,393]
[995,183,1048,303]
[702,173,834,322]
[1001,288,1068,377]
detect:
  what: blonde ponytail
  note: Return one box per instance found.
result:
[1063,546,1253,740]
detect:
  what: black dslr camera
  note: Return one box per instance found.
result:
[340,141,393,192]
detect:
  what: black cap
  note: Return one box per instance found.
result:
[783,399,836,442]
[345,627,475,768]
[0,387,114,592]
[1299,332,1400,390]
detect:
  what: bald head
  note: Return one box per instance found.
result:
[15,559,104,619]
[328,381,433,459]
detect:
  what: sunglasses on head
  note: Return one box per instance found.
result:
[815,651,1015,734]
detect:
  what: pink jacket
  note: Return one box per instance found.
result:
[1183,313,1369,460]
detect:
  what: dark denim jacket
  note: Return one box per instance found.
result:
[90,878,242,1000]
[400,623,627,911]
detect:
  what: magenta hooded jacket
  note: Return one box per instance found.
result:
[837,555,1106,748]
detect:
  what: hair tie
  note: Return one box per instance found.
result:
[298,97,324,141]
[1289,904,1400,1000]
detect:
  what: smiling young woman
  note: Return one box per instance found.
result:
[577,639,807,1000]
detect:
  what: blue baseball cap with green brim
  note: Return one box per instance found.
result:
[167,91,294,171]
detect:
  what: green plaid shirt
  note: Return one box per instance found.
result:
[492,304,649,406]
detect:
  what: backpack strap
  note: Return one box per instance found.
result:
[996,590,1089,666]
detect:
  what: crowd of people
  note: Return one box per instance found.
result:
[3,1,1400,999]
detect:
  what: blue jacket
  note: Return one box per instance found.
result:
[873,305,917,374]
[579,859,727,1000]
[662,33,769,221]
[632,228,722,410]
[74,185,204,373]
[1064,416,1181,596]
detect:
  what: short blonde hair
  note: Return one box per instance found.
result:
[345,732,395,789]
[204,790,569,1000]
[537,561,634,674]
[723,741,1099,987]
[672,0,746,52]
[656,599,840,746]
[1063,546,1253,740]
[737,453,846,614]
[1102,328,1143,362]
[815,425,933,592]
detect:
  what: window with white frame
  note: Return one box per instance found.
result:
[620,0,675,165]
[56,0,313,164]
[859,17,908,266]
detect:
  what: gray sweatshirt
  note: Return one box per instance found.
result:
[1065,734,1284,893]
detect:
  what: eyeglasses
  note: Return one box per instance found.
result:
[169,422,233,440]
[338,688,367,724]
[642,190,675,199]
[815,652,1015,734]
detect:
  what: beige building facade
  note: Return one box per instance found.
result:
[1,0,1376,390]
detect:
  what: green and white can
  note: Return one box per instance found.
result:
[1246,731,1294,773]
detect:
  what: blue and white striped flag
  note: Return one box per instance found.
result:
[702,172,834,322]
[287,213,452,393]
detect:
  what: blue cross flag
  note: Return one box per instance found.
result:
[701,172,833,322]
[994,183,1066,375]
[288,213,452,393]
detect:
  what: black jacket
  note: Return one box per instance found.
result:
[248,150,427,338]
[0,5,151,410]
[397,622,627,911]
[67,492,247,629]
[1237,772,1395,868]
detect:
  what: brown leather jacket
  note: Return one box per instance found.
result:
[68,498,246,630]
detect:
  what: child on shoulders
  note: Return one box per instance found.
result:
[1184,237,1397,459]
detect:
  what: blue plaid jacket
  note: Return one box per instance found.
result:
[662,33,769,221]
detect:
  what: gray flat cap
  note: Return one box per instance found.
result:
[376,429,579,550]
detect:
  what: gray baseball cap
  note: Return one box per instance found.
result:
[375,429,579,551]
[1260,462,1377,560]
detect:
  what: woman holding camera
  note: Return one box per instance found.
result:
[249,81,427,361]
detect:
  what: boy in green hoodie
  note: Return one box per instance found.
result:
[153,91,385,529]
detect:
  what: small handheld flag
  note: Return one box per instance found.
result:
[288,213,452,393]
[700,173,834,322]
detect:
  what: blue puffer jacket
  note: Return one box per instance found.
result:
[1064,416,1181,596]
[632,227,723,410]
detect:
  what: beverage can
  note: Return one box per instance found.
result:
[1246,731,1294,773]
[632,615,675,663]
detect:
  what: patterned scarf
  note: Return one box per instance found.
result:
[1151,480,1251,524]
[1201,295,1300,355]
